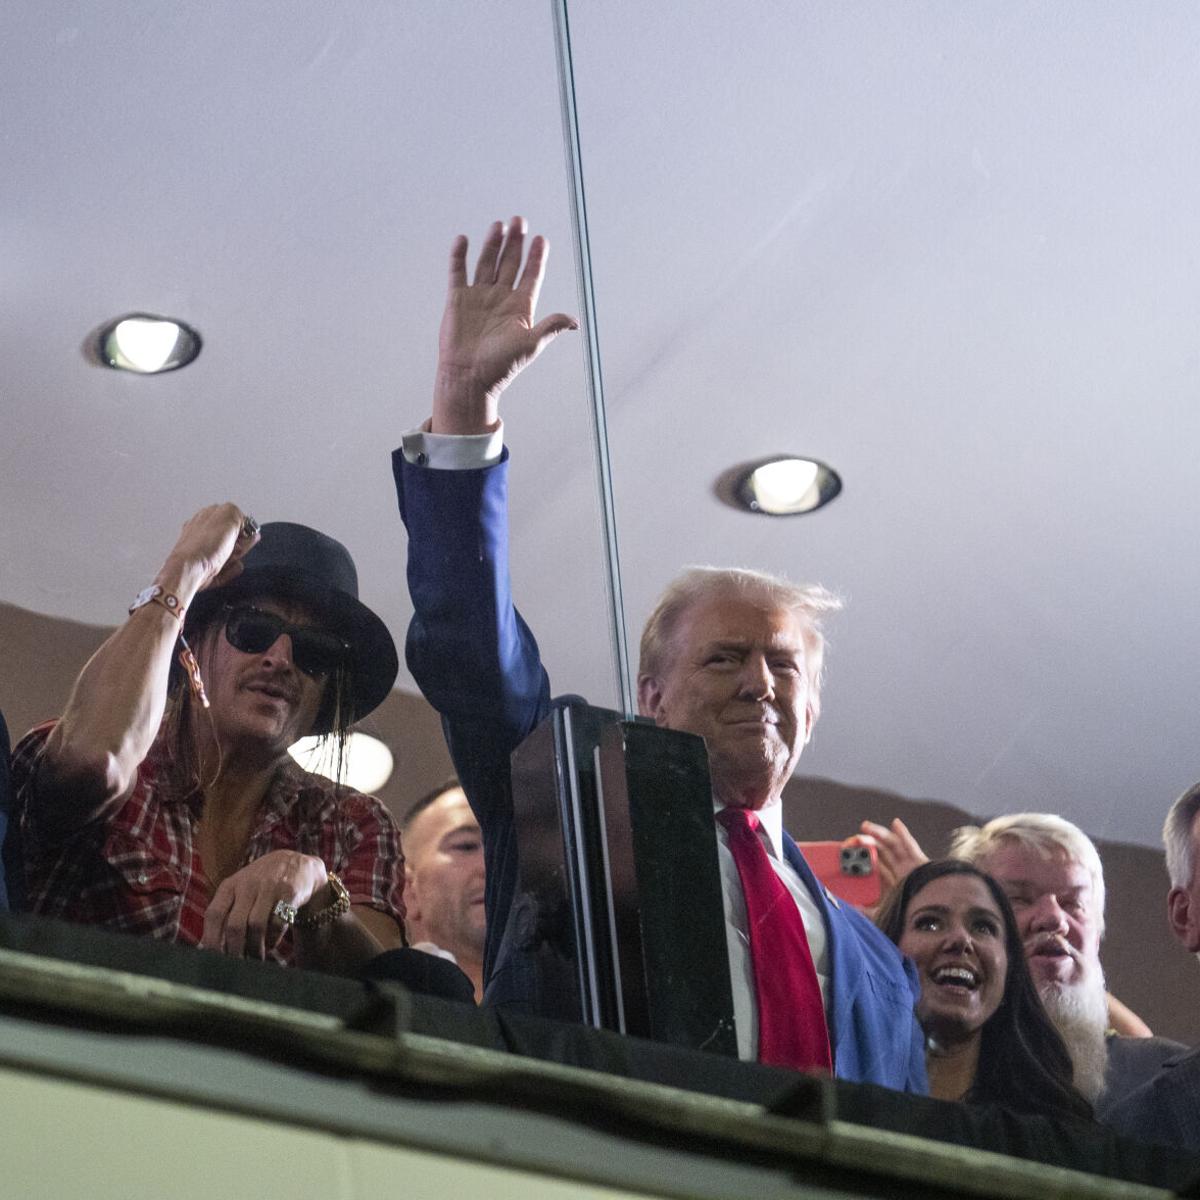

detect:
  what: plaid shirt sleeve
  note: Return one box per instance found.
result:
[334,790,406,929]
[10,720,58,853]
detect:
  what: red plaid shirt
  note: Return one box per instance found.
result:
[11,721,405,966]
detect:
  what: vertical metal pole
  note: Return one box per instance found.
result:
[552,0,635,718]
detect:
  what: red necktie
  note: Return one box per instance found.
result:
[718,807,832,1073]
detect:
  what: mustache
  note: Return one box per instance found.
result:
[241,674,300,705]
[1024,932,1081,962]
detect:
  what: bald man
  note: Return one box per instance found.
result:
[402,780,486,1002]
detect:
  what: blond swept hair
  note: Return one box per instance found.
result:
[637,566,842,721]
[949,812,1106,937]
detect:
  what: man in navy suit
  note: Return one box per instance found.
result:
[394,217,925,1091]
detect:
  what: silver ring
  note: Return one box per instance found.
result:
[272,900,297,925]
[241,515,260,539]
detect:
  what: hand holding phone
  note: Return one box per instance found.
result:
[796,837,881,910]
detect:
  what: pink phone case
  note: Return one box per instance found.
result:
[795,837,881,910]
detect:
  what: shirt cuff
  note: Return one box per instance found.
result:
[399,419,504,470]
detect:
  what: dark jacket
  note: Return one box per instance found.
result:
[394,447,926,1092]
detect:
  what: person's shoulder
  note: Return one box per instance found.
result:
[284,762,398,829]
[13,719,57,750]
[1107,1032,1188,1068]
[1104,1043,1200,1141]
[10,720,58,781]
[335,784,398,829]
[840,898,910,966]
[1099,1032,1191,1119]
[822,884,919,999]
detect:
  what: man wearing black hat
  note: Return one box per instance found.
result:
[10,504,405,971]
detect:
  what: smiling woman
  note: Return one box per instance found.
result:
[876,860,1093,1122]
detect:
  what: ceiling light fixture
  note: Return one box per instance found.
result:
[96,313,202,374]
[289,732,395,794]
[716,455,842,516]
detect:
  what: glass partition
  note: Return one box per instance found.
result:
[560,2,1200,1043]
[6,0,1200,1054]
[0,1,624,809]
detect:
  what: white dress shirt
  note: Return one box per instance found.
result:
[401,420,503,469]
[402,420,831,1061]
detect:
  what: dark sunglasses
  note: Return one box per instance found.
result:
[223,606,348,678]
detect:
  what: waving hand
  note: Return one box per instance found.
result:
[433,217,577,435]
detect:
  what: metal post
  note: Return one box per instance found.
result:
[551,0,634,717]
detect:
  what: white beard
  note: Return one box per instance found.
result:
[1038,963,1109,1103]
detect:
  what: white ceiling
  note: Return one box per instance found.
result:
[2,2,1197,848]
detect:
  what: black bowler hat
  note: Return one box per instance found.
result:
[185,522,398,733]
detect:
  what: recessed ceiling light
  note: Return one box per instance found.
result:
[96,313,201,374]
[289,732,395,794]
[716,455,842,516]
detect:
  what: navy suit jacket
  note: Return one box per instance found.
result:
[394,447,926,1092]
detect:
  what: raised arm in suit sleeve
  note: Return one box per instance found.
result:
[393,218,576,997]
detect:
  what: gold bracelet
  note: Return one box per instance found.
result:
[296,872,351,929]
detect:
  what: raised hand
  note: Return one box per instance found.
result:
[858,817,930,894]
[160,503,261,603]
[37,503,261,830]
[433,216,578,435]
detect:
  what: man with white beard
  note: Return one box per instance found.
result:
[863,812,1182,1115]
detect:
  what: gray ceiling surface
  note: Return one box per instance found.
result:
[2,3,1197,849]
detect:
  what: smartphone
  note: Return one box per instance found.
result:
[796,837,880,910]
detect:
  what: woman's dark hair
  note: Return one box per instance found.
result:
[876,858,1093,1123]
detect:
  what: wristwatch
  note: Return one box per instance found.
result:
[296,872,352,929]
[129,584,184,621]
